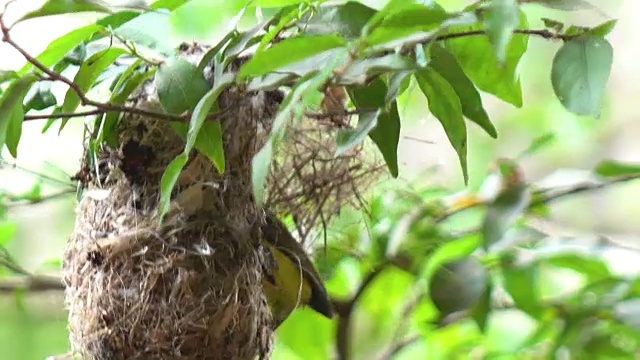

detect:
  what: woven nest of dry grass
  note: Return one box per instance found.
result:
[62,45,382,360]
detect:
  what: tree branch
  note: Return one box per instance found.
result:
[437,174,640,222]
[0,9,228,124]
[23,109,106,121]
[335,263,387,360]
[0,246,64,292]
[436,28,575,43]
[0,275,64,292]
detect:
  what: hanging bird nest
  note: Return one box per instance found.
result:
[62,44,383,360]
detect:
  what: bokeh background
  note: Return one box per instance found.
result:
[0,0,638,359]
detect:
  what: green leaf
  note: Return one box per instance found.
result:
[62,43,87,66]
[594,160,640,177]
[18,182,43,203]
[543,253,610,282]
[100,64,155,146]
[415,67,468,183]
[347,78,401,177]
[589,19,617,37]
[183,72,234,173]
[150,0,188,11]
[155,57,210,115]
[584,334,633,357]
[502,261,543,317]
[563,25,589,37]
[551,35,613,117]
[257,5,308,53]
[444,11,528,107]
[252,141,273,206]
[527,0,603,12]
[484,0,520,63]
[385,71,412,103]
[429,44,496,138]
[247,48,343,91]
[18,25,102,76]
[299,1,376,40]
[18,0,111,22]
[471,281,492,332]
[362,0,415,36]
[158,153,188,222]
[5,105,24,158]
[339,54,417,85]
[429,257,488,318]
[197,30,238,72]
[541,18,565,33]
[222,17,274,67]
[24,83,57,112]
[257,0,308,7]
[0,221,17,246]
[336,110,380,156]
[481,160,530,249]
[421,234,481,279]
[114,10,174,55]
[238,35,346,79]
[170,0,244,39]
[518,133,556,159]
[0,75,39,157]
[58,47,126,131]
[0,71,18,84]
[276,311,334,360]
[95,11,139,33]
[378,5,450,29]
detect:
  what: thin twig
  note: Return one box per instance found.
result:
[0,246,64,292]
[378,335,421,360]
[0,158,74,187]
[437,174,640,222]
[0,275,64,292]
[531,174,640,206]
[6,189,76,207]
[304,109,362,120]
[435,28,575,43]
[23,109,106,121]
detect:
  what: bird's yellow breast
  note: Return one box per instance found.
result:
[262,242,312,324]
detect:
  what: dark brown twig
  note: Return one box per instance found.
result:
[23,109,106,121]
[436,28,575,43]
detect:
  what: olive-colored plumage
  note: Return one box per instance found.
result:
[260,212,334,328]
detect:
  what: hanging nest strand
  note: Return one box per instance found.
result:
[62,43,383,360]
[264,114,384,243]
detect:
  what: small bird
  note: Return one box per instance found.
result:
[260,211,334,328]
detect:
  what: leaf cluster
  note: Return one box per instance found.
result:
[0,0,617,220]
[306,154,640,359]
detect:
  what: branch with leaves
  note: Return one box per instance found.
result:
[0,245,63,292]
[321,156,640,359]
[0,0,616,206]
[0,0,628,358]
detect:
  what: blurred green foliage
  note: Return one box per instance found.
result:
[0,0,637,359]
